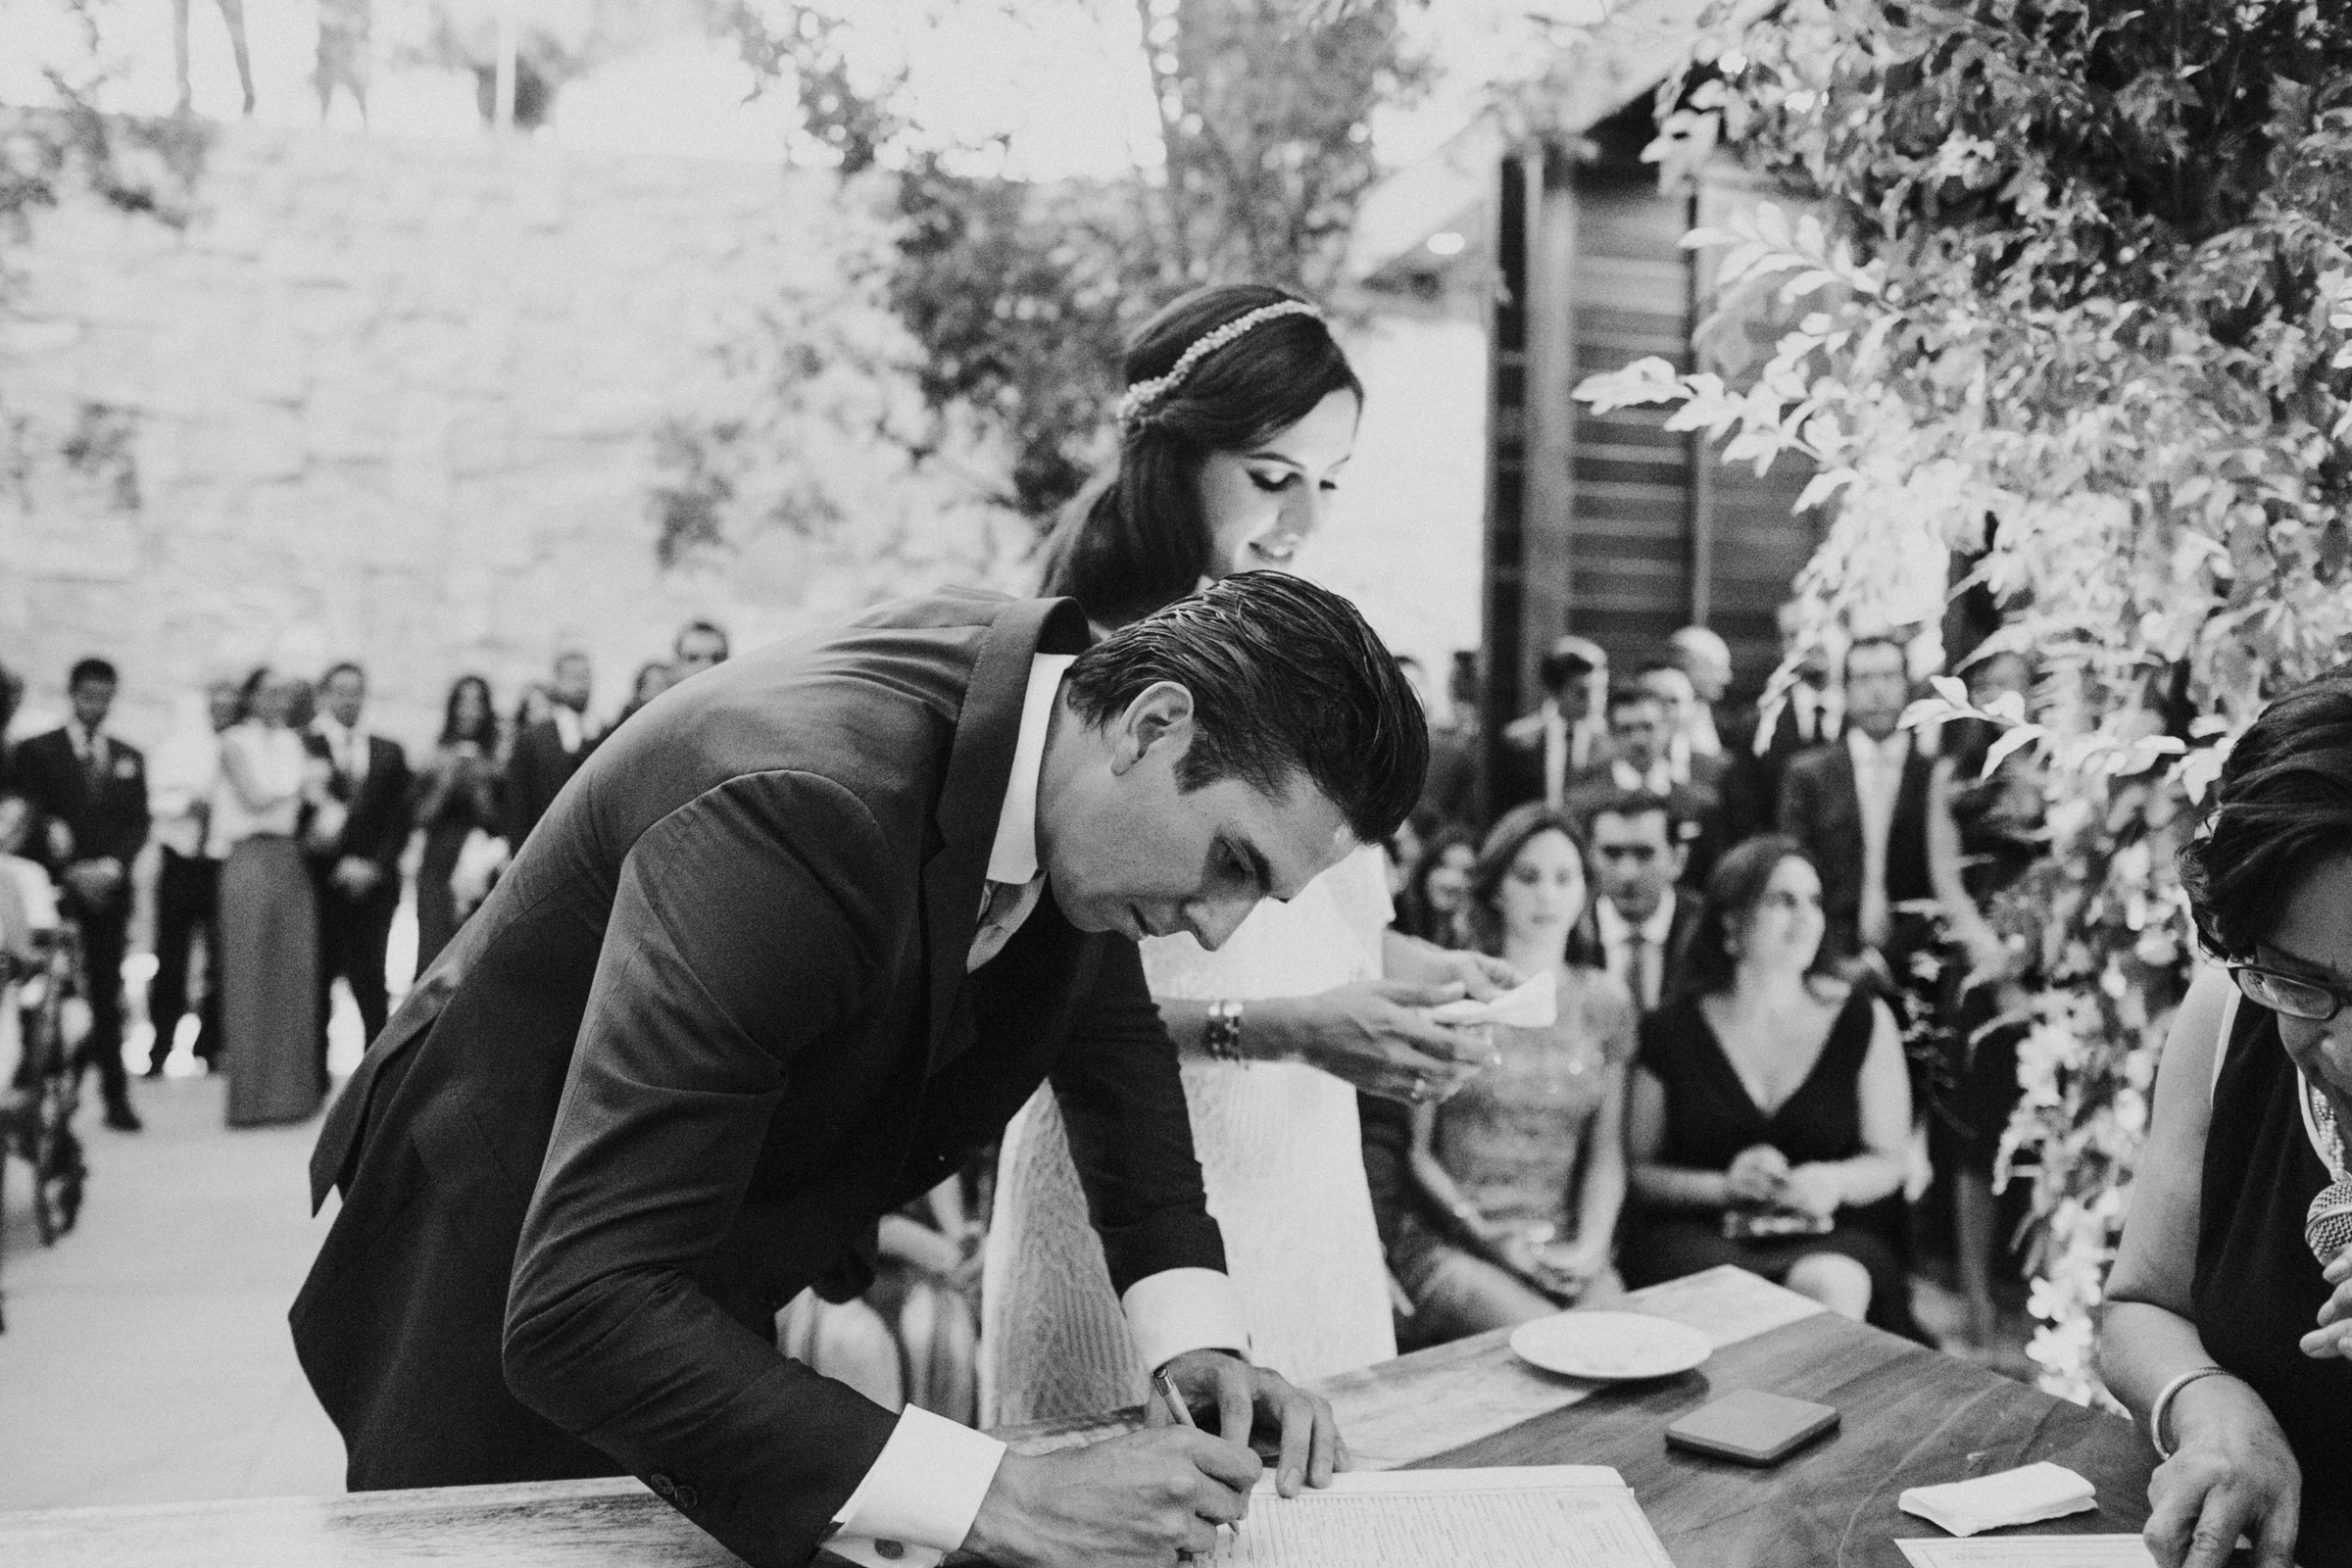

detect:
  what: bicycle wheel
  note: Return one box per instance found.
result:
[23,992,85,1245]
[30,1090,86,1245]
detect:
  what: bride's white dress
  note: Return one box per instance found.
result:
[980,846,1398,1426]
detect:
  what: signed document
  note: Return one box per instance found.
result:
[1201,1466,1674,1568]
[1895,1536,2157,1567]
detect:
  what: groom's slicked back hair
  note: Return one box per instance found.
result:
[1062,570,1428,845]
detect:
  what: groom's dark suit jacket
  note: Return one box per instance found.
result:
[292,591,1225,1568]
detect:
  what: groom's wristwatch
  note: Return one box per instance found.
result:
[1203,1000,1247,1062]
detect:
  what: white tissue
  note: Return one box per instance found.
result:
[1898,1461,2097,1537]
[1428,973,1557,1029]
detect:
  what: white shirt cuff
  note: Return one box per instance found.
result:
[1121,1266,1251,1374]
[827,1405,1005,1568]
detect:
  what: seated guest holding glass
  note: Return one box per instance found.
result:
[1622,834,1916,1334]
[1388,805,1637,1339]
[2101,669,2352,1568]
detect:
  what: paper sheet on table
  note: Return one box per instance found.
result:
[1428,973,1556,1028]
[1201,1466,1673,1568]
[1895,1535,2155,1567]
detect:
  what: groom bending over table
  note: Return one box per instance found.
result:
[292,573,1435,1568]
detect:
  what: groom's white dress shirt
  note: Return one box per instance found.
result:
[829,653,1252,1565]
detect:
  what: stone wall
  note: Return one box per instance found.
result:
[0,123,1485,754]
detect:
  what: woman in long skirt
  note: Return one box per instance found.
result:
[215,667,324,1127]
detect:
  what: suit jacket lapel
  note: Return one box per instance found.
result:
[920,596,1093,1075]
[1829,747,1863,836]
[55,732,94,813]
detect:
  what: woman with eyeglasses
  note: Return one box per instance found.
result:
[2102,672,2352,1568]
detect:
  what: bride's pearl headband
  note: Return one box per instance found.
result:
[1113,300,1326,431]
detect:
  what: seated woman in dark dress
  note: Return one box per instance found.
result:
[1622,834,1915,1333]
[2102,667,2352,1568]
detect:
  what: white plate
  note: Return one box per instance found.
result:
[1509,1310,1712,1381]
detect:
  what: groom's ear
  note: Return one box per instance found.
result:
[1107,680,1197,776]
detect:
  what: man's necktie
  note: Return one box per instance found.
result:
[1544,711,1568,808]
[1628,930,1656,1012]
[1858,746,1893,950]
[967,874,1046,973]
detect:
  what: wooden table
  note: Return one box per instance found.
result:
[0,1268,2156,1567]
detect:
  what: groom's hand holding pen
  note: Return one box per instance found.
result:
[959,1351,1338,1566]
[1155,1369,1237,1559]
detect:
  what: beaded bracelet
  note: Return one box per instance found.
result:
[1202,999,1247,1062]
[2150,1366,2234,1460]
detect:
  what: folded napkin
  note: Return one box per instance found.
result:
[1898,1462,2097,1537]
[1429,973,1557,1029]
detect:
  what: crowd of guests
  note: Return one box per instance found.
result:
[0,620,735,1133]
[1373,620,2043,1354]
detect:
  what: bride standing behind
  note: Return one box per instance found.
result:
[981,283,1514,1427]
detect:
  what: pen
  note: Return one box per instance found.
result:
[1153,1370,1241,1552]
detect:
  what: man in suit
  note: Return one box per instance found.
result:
[1667,625,1736,762]
[15,657,150,1129]
[294,575,1438,1568]
[1494,634,1608,813]
[1721,605,1844,847]
[146,677,241,1072]
[1587,790,1706,1014]
[1778,634,1932,964]
[305,662,412,1062]
[505,649,594,850]
[1568,683,1725,889]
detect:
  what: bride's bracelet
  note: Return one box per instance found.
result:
[1202,1000,1248,1062]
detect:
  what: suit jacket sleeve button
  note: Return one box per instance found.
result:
[876,1542,905,1559]
[672,1483,700,1509]
[647,1473,676,1500]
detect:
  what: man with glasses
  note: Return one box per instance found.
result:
[1587,792,1705,1016]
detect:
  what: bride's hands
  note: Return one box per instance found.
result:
[1385,938,1521,1001]
[1288,980,1498,1102]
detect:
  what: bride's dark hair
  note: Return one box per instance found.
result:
[1038,282,1361,631]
